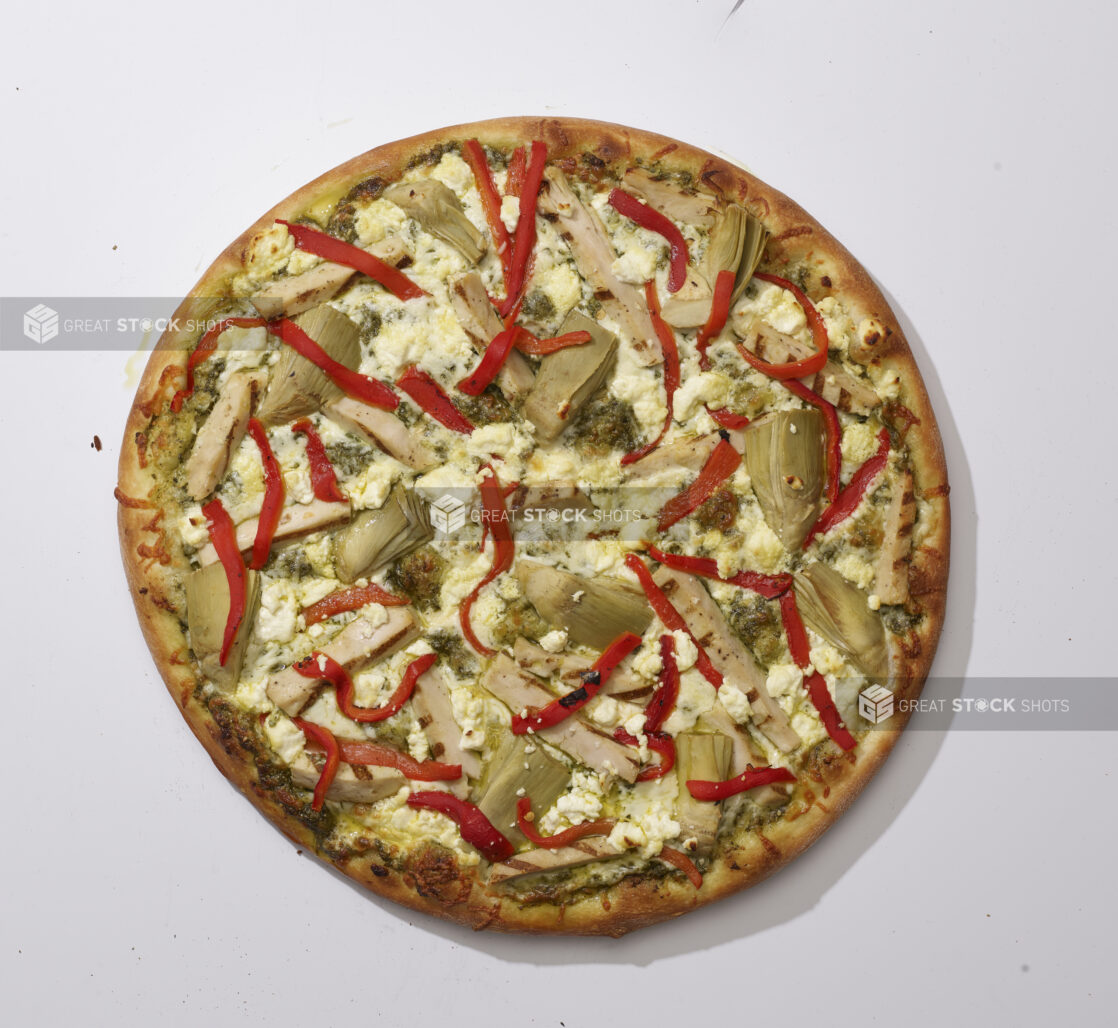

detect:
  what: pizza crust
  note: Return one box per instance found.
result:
[117,116,949,935]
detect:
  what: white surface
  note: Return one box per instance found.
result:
[2,1,1115,1023]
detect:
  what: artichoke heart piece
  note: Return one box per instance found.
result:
[794,562,890,681]
[662,205,770,328]
[256,305,362,427]
[516,560,651,651]
[522,311,618,443]
[475,735,571,848]
[334,483,433,583]
[675,733,733,857]
[743,409,825,551]
[185,562,262,691]
[384,179,487,264]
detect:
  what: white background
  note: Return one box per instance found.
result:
[2,1,1115,1023]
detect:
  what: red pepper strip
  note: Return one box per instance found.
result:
[621,281,681,465]
[656,436,741,532]
[170,316,266,412]
[301,582,409,627]
[686,764,797,801]
[778,589,857,751]
[516,796,617,849]
[292,719,340,811]
[696,269,736,370]
[291,418,347,503]
[783,378,841,504]
[407,791,514,862]
[498,140,548,318]
[512,328,592,357]
[303,735,461,782]
[644,634,680,733]
[778,590,813,668]
[269,317,399,411]
[706,406,750,429]
[506,146,526,197]
[294,651,436,724]
[512,631,643,734]
[201,498,246,666]
[614,729,677,782]
[659,846,703,889]
[460,466,515,656]
[607,188,690,294]
[456,322,519,396]
[397,365,475,434]
[246,418,286,570]
[735,270,830,381]
[462,139,513,282]
[276,219,426,301]
[624,554,723,689]
[803,427,891,546]
[646,545,792,599]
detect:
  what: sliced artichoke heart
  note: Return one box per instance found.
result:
[256,304,362,426]
[334,483,433,583]
[743,409,825,551]
[794,562,890,681]
[522,311,618,442]
[384,179,487,264]
[475,735,570,848]
[185,561,262,691]
[675,732,733,857]
[516,560,651,651]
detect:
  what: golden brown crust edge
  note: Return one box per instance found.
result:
[116,116,949,936]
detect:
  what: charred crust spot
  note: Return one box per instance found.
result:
[820,275,832,288]
[404,844,470,905]
[923,483,950,499]
[369,862,389,878]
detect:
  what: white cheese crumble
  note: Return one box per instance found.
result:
[538,629,568,653]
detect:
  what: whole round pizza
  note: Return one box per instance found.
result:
[116,117,949,935]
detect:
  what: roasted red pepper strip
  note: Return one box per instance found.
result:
[512,328,592,357]
[644,634,680,733]
[201,497,246,666]
[460,466,515,656]
[498,140,547,318]
[512,631,642,734]
[303,735,461,782]
[276,219,426,301]
[659,846,703,888]
[657,435,741,532]
[803,427,891,545]
[734,270,829,380]
[407,791,514,862]
[646,545,792,599]
[696,269,736,370]
[621,281,681,465]
[397,365,475,434]
[292,719,340,811]
[291,417,347,503]
[269,317,399,411]
[614,729,677,782]
[294,651,436,724]
[778,588,857,751]
[246,418,285,570]
[456,321,519,396]
[516,796,617,849]
[686,764,796,801]
[462,139,513,282]
[301,582,409,627]
[706,406,750,429]
[506,146,526,197]
[608,188,690,294]
[624,553,723,689]
[170,316,266,412]
[783,378,841,504]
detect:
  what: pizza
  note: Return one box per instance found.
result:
[116,117,949,936]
